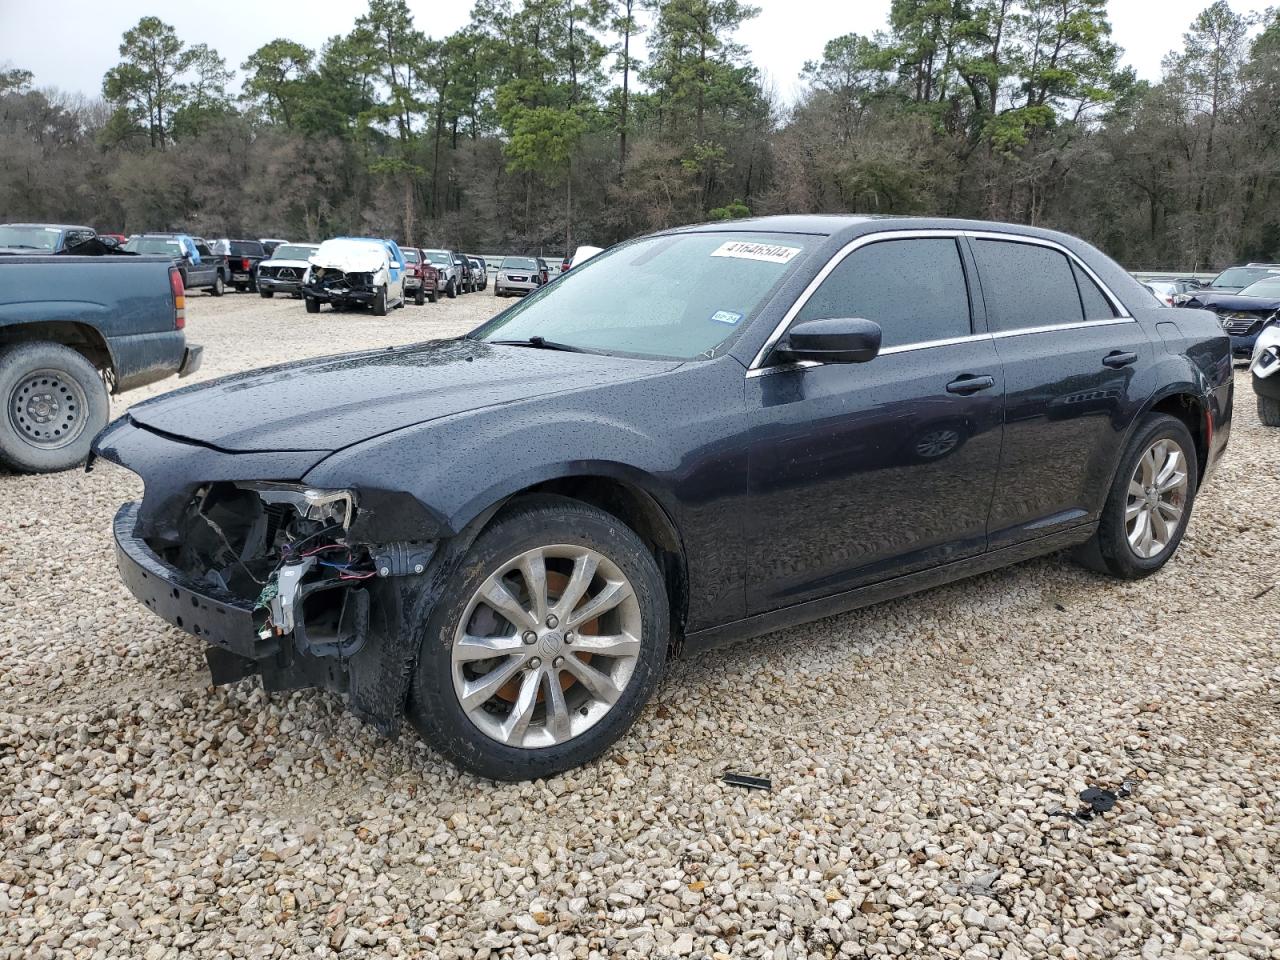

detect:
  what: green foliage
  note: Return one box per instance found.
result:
[708,198,749,219]
[4,0,1279,271]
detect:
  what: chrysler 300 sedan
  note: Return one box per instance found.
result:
[92,216,1232,781]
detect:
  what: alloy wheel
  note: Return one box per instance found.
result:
[1125,437,1188,559]
[450,544,642,749]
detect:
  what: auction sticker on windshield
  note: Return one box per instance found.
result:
[710,241,801,264]
[710,310,743,325]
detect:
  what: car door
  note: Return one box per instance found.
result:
[967,235,1152,547]
[384,241,405,302]
[744,234,1004,614]
[192,241,217,286]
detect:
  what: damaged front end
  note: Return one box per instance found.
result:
[303,266,378,305]
[113,478,437,731]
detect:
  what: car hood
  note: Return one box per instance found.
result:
[310,241,387,273]
[1187,293,1280,312]
[125,338,680,453]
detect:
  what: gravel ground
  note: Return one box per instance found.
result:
[2,291,1278,959]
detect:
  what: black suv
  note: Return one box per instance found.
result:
[214,239,268,292]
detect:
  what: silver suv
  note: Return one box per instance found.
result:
[421,249,463,298]
[494,256,543,297]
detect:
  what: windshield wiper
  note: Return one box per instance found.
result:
[490,336,588,353]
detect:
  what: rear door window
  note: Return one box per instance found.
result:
[795,237,971,348]
[1071,261,1117,320]
[972,240,1085,331]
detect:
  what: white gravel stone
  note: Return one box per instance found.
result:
[2,292,1278,959]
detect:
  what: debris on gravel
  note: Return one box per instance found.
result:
[2,292,1277,959]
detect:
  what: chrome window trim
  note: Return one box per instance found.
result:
[748,228,1134,373]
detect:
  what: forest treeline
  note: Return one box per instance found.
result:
[1,0,1278,269]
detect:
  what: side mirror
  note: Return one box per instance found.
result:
[773,317,882,365]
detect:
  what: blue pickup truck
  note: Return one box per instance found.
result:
[0,256,201,472]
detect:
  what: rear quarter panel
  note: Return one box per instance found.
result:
[0,255,185,390]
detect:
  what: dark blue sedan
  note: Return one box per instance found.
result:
[93,215,1233,780]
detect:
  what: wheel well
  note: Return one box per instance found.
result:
[502,477,690,654]
[0,322,114,384]
[1150,394,1207,479]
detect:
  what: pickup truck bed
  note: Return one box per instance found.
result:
[0,255,200,472]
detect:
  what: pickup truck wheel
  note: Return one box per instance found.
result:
[260,289,273,299]
[407,496,668,780]
[415,286,425,306]
[0,342,109,473]
[1259,395,1280,427]
[447,279,457,299]
[305,297,320,314]
[1075,414,1198,580]
[372,287,388,317]
[209,275,225,297]
[427,289,437,303]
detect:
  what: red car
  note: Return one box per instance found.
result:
[402,248,440,304]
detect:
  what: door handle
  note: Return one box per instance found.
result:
[946,375,995,395]
[1103,351,1138,369]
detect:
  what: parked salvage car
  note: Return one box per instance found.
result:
[402,248,439,305]
[0,223,98,255]
[1250,318,1280,425]
[2,254,199,471]
[257,243,320,298]
[303,237,407,316]
[468,256,488,291]
[494,256,543,296]
[1179,275,1280,362]
[212,239,268,292]
[422,249,463,298]
[454,252,474,293]
[93,215,1231,781]
[125,234,228,296]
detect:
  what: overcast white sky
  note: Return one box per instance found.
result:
[0,0,1248,104]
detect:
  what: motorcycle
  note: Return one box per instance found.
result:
[1250,316,1280,426]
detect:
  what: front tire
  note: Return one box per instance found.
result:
[260,289,273,299]
[304,297,320,314]
[0,342,110,473]
[446,279,457,299]
[372,287,388,317]
[407,497,669,781]
[1258,395,1280,426]
[414,286,425,306]
[1076,414,1198,579]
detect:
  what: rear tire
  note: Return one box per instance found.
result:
[427,289,437,303]
[407,496,669,781]
[1258,395,1280,426]
[0,342,110,473]
[372,287,388,316]
[304,297,320,314]
[1075,414,1198,580]
[209,275,225,297]
[260,289,273,299]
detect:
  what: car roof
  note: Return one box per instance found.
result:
[665,213,1117,246]
[2,222,95,230]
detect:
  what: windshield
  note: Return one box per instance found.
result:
[125,237,183,255]
[424,251,452,265]
[0,225,61,250]
[501,257,538,271]
[402,249,420,263]
[271,244,317,261]
[1239,278,1280,298]
[229,240,265,257]
[475,232,811,360]
[1212,267,1278,288]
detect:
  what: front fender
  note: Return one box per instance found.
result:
[303,410,682,542]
